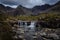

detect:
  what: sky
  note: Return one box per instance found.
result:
[0,0,60,8]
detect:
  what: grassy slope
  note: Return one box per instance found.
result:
[7,11,60,21]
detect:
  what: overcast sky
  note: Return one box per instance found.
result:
[0,0,60,8]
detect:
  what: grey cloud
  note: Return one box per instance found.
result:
[43,0,60,5]
[1,0,19,5]
[0,0,60,8]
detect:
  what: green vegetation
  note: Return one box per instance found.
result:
[7,12,60,21]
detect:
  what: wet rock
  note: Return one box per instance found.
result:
[37,28,60,40]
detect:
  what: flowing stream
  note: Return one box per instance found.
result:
[16,21,37,40]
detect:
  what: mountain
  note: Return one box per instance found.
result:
[44,1,60,13]
[31,1,60,14]
[0,4,33,16]
[51,1,60,12]
[31,4,52,13]
[13,5,25,16]
[0,4,15,16]
[54,1,60,6]
[15,4,53,15]
[13,5,33,16]
[0,4,6,11]
[0,1,60,16]
[0,4,14,11]
[5,6,14,11]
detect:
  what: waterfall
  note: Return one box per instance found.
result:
[18,20,36,31]
[13,20,36,39]
[28,22,35,31]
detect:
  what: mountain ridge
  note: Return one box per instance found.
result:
[0,1,60,16]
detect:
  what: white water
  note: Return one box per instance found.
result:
[13,21,36,39]
[18,21,36,28]
[28,22,35,31]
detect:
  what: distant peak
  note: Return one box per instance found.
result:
[17,5,23,8]
[55,1,60,5]
[0,4,5,7]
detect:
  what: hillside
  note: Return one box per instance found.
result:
[42,1,60,13]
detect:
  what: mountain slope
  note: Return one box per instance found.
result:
[44,1,60,13]
[14,5,33,16]
[32,4,52,13]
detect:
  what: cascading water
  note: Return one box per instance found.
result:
[14,20,36,40]
[28,21,36,31]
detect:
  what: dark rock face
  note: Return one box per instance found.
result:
[27,22,31,26]
[36,19,60,28]
[35,17,60,40]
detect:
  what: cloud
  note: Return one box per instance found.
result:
[3,4,17,8]
[1,0,19,5]
[0,0,60,8]
[43,0,60,5]
[22,0,45,8]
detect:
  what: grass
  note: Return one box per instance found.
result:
[6,12,60,21]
